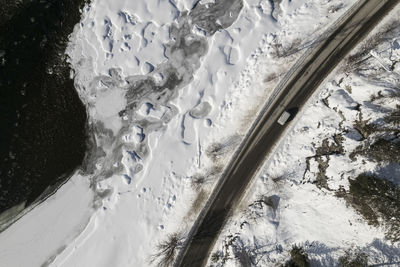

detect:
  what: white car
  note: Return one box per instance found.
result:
[277,110,291,125]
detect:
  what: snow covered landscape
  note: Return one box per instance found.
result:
[209,3,400,267]
[0,0,399,266]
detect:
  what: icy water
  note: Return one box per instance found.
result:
[0,0,88,215]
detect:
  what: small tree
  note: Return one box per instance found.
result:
[284,245,310,267]
[338,250,368,267]
[150,233,183,267]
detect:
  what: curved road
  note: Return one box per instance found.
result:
[175,0,400,266]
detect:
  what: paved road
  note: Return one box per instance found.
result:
[175,1,400,266]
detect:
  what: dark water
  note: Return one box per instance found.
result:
[0,0,88,214]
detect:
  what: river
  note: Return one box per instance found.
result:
[0,0,88,217]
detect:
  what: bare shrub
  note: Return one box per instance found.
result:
[328,3,344,13]
[206,135,241,160]
[352,112,377,140]
[264,72,279,83]
[268,173,288,189]
[244,194,281,224]
[232,241,267,267]
[271,37,303,58]
[250,194,280,211]
[344,85,352,94]
[302,134,345,189]
[271,174,286,184]
[208,164,223,177]
[190,164,223,191]
[150,233,183,267]
[234,246,253,267]
[284,245,310,267]
[338,249,368,267]
[384,108,400,125]
[191,174,207,191]
[211,251,222,263]
[213,235,273,266]
[343,19,400,73]
[370,90,385,102]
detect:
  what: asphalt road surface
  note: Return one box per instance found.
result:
[175,0,400,266]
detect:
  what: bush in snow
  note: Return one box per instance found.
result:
[337,173,400,242]
[150,233,183,267]
[338,249,368,267]
[284,245,310,267]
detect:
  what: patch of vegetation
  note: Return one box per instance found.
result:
[304,134,345,189]
[271,37,303,58]
[344,18,400,73]
[211,235,266,266]
[315,134,345,156]
[191,165,223,191]
[246,194,280,221]
[352,113,379,140]
[384,107,400,126]
[369,90,386,102]
[338,249,368,267]
[344,85,352,94]
[150,233,183,267]
[322,94,331,108]
[336,173,400,242]
[284,245,310,267]
[350,138,400,163]
[328,3,344,14]
[268,174,287,189]
[206,135,241,161]
[191,175,207,191]
[350,88,400,163]
[210,234,239,265]
[234,245,254,267]
[340,69,400,243]
[211,251,223,264]
[264,72,279,83]
[271,174,285,183]
[314,156,330,189]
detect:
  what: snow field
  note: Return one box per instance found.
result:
[209,4,400,266]
[0,0,364,266]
